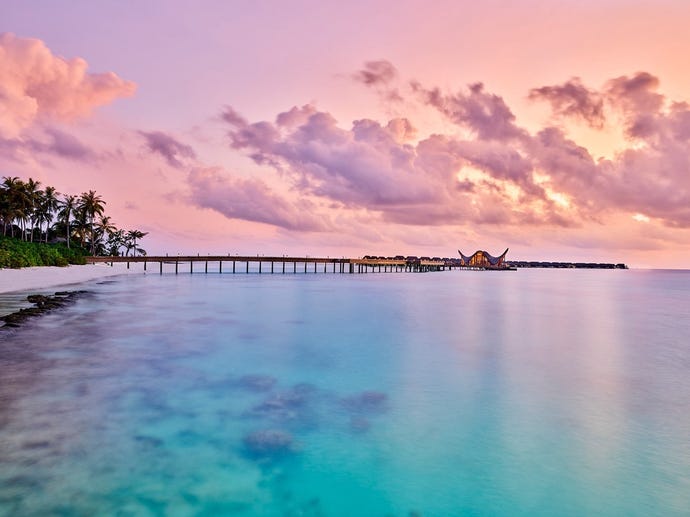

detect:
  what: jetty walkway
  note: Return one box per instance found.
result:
[85,255,474,274]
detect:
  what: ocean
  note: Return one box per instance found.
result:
[1,268,689,516]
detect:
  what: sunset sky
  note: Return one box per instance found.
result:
[2,0,690,267]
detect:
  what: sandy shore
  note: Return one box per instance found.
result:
[0,263,140,295]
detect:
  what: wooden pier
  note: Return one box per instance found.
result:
[85,255,470,274]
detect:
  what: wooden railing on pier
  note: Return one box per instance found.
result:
[85,255,462,274]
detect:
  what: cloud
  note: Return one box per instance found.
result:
[220,68,690,230]
[187,167,330,231]
[413,81,526,141]
[451,139,544,198]
[22,127,96,161]
[225,105,447,208]
[606,72,663,115]
[0,32,136,138]
[605,72,665,139]
[353,60,398,86]
[140,130,196,168]
[220,104,575,227]
[352,60,402,102]
[0,126,96,163]
[529,77,605,128]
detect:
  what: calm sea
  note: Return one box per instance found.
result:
[1,269,689,516]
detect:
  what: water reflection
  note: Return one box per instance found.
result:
[0,270,689,516]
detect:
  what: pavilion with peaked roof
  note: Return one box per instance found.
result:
[458,248,510,268]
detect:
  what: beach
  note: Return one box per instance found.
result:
[0,263,138,295]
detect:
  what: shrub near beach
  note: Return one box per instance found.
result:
[0,236,87,268]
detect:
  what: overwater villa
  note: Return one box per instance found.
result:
[458,248,511,269]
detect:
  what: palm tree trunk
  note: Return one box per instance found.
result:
[66,212,70,249]
[90,216,95,255]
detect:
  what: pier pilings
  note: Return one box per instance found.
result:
[87,255,495,275]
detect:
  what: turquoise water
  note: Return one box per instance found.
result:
[1,269,689,516]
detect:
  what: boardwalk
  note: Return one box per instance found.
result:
[85,255,472,274]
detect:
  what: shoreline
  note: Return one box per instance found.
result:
[0,263,138,295]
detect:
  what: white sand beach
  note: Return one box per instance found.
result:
[0,263,140,295]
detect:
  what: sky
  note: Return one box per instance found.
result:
[2,0,690,268]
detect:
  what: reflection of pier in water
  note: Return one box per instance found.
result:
[86,255,492,274]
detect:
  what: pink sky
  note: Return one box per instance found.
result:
[2,0,690,267]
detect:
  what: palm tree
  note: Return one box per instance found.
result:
[94,215,116,255]
[2,177,25,238]
[78,190,106,255]
[24,178,42,242]
[34,186,59,243]
[106,228,125,256]
[125,229,148,257]
[72,206,89,249]
[0,182,11,236]
[40,186,60,243]
[58,194,77,248]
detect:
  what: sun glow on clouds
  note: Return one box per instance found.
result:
[545,190,571,209]
[632,213,650,223]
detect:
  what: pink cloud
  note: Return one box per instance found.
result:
[28,127,95,160]
[413,81,526,141]
[225,105,446,207]
[0,33,135,138]
[352,60,403,102]
[219,69,690,231]
[221,104,572,227]
[529,77,605,128]
[187,167,330,231]
[353,60,398,86]
[140,130,196,168]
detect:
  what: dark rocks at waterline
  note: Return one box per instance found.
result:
[236,374,277,392]
[341,391,388,415]
[1,291,88,329]
[242,429,295,459]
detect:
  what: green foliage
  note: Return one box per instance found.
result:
[2,176,148,257]
[0,236,87,268]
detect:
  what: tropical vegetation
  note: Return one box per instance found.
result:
[0,236,87,268]
[0,176,148,268]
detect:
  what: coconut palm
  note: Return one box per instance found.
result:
[23,178,42,242]
[106,228,125,256]
[78,190,106,255]
[1,177,26,238]
[57,194,77,248]
[0,182,12,236]
[36,186,60,243]
[72,206,89,249]
[125,229,148,257]
[93,215,117,255]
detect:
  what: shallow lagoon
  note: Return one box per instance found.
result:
[1,269,689,516]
